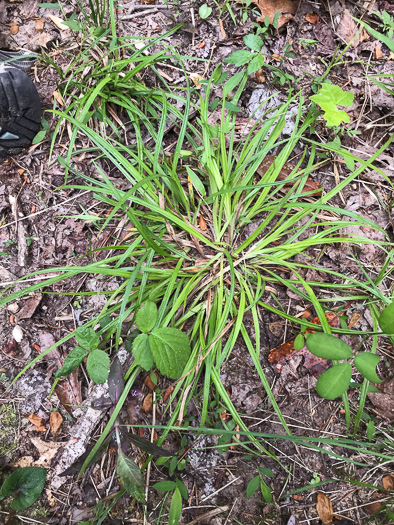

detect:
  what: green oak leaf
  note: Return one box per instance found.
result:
[310,84,354,127]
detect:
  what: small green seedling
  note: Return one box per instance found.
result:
[246,467,274,503]
[55,325,110,384]
[132,301,191,379]
[199,4,212,19]
[0,467,46,510]
[60,358,173,501]
[153,480,188,525]
[310,472,321,485]
[310,83,354,126]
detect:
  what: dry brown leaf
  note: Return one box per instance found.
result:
[28,413,47,432]
[10,22,19,35]
[52,90,64,106]
[16,293,42,321]
[190,73,205,89]
[336,9,360,48]
[12,456,35,468]
[144,372,159,391]
[50,410,63,434]
[382,474,394,490]
[375,44,383,59]
[48,14,69,30]
[360,28,370,42]
[252,0,299,29]
[347,312,362,330]
[30,437,63,468]
[364,501,382,515]
[35,18,45,32]
[255,68,266,83]
[142,393,153,413]
[368,378,394,421]
[55,373,82,416]
[163,385,174,402]
[199,215,207,231]
[316,492,333,525]
[219,18,226,39]
[256,154,322,197]
[389,51,394,60]
[305,13,319,23]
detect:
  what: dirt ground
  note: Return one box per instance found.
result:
[1,0,394,524]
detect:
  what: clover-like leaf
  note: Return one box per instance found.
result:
[199,3,212,19]
[74,325,99,351]
[55,346,86,378]
[86,349,110,384]
[149,328,191,379]
[116,450,145,502]
[136,301,157,333]
[133,333,154,371]
[1,467,46,510]
[316,363,352,400]
[354,353,382,383]
[306,332,352,359]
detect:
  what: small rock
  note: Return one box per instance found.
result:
[7,303,19,313]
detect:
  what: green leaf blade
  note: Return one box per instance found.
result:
[149,328,191,379]
[133,333,154,371]
[306,333,352,359]
[169,487,182,525]
[1,467,46,511]
[75,326,99,351]
[246,475,260,498]
[86,349,110,384]
[354,353,382,383]
[244,34,263,52]
[116,451,145,502]
[136,301,158,333]
[379,302,394,334]
[316,363,352,400]
[55,346,86,378]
